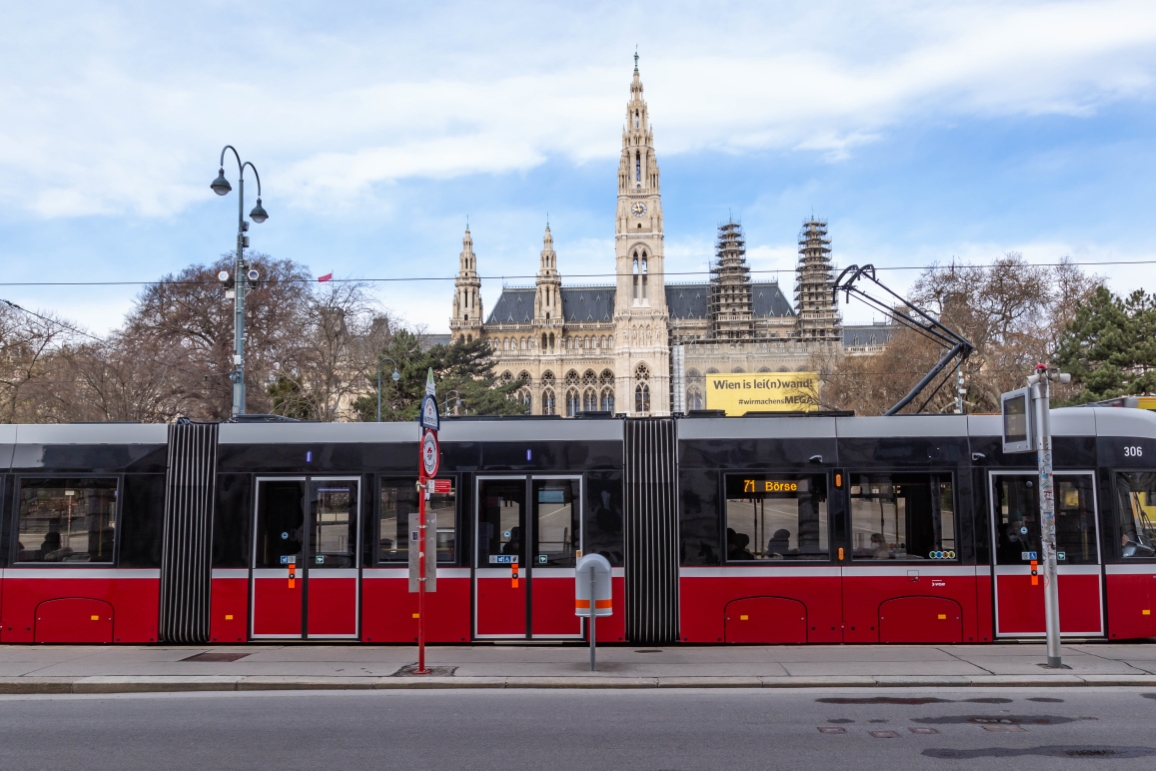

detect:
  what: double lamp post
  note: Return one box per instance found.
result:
[211,146,268,417]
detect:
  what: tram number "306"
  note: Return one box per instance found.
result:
[1125,446,1144,457]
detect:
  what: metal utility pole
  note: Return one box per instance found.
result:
[211,147,268,416]
[1029,364,1070,668]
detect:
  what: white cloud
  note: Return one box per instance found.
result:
[1,1,1155,219]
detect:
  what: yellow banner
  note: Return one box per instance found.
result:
[704,373,819,416]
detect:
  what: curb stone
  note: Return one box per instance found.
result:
[1,674,1156,694]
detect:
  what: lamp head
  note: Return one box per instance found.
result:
[1058,372,1072,384]
[249,198,268,223]
[391,370,400,382]
[211,169,232,196]
[1027,374,1041,386]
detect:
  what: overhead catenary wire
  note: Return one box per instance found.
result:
[0,259,1148,287]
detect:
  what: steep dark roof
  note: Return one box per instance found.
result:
[752,282,795,318]
[843,324,895,347]
[561,287,615,323]
[485,281,795,325]
[486,288,535,324]
[666,281,794,320]
[486,286,616,325]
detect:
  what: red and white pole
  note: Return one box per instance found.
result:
[416,472,429,675]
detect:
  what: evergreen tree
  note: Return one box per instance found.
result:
[353,332,528,421]
[1055,286,1156,403]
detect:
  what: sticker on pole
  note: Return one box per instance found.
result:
[421,429,440,478]
[420,394,440,431]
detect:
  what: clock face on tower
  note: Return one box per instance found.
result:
[631,201,647,217]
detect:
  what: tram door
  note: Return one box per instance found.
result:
[251,477,360,639]
[474,476,582,639]
[990,472,1103,637]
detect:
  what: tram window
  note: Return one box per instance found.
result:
[723,475,828,561]
[15,478,117,563]
[849,474,955,561]
[379,478,456,563]
[1117,472,1156,558]
[994,474,1098,565]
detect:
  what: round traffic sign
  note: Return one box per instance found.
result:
[421,429,440,478]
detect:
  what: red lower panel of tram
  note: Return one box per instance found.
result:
[1105,566,1156,640]
[994,572,1102,636]
[0,570,159,644]
[679,569,844,644]
[210,571,249,643]
[681,567,984,644]
[361,569,472,643]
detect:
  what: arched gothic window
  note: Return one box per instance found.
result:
[566,389,580,417]
[635,151,641,182]
[634,364,651,414]
[542,389,556,415]
[583,389,598,412]
[600,389,615,413]
[687,388,703,411]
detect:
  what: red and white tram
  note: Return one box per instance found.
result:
[0,407,1153,646]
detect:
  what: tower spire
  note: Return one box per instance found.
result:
[450,224,482,340]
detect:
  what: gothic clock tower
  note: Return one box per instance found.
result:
[613,54,669,415]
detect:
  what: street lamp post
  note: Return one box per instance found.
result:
[211,146,269,417]
[377,356,401,422]
[444,390,463,416]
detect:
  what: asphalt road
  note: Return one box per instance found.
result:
[1,687,1155,770]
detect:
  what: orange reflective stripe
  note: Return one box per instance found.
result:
[595,599,612,609]
[575,599,591,608]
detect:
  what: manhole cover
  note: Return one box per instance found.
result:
[393,664,457,677]
[181,652,250,663]
[870,731,899,739]
[817,727,846,734]
[909,727,939,735]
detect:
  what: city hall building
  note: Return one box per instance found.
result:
[449,58,889,416]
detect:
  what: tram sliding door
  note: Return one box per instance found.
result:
[251,477,360,639]
[474,476,582,639]
[990,472,1103,637]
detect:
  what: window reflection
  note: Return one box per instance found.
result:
[850,473,955,561]
[724,474,828,560]
[16,478,117,563]
[379,479,455,563]
[1118,471,1156,558]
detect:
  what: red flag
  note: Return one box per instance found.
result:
[317,273,333,282]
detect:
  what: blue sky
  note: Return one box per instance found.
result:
[1,0,1154,333]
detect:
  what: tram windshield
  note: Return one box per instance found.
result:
[1117,472,1156,559]
[724,474,828,561]
[849,473,955,561]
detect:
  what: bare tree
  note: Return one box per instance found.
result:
[816,254,1102,415]
[121,253,311,419]
[268,282,396,421]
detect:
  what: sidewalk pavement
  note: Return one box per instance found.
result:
[1,642,1155,694]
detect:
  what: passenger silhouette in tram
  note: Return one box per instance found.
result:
[870,532,891,559]
[38,531,72,561]
[728,530,754,561]
[766,529,791,559]
[502,526,522,556]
